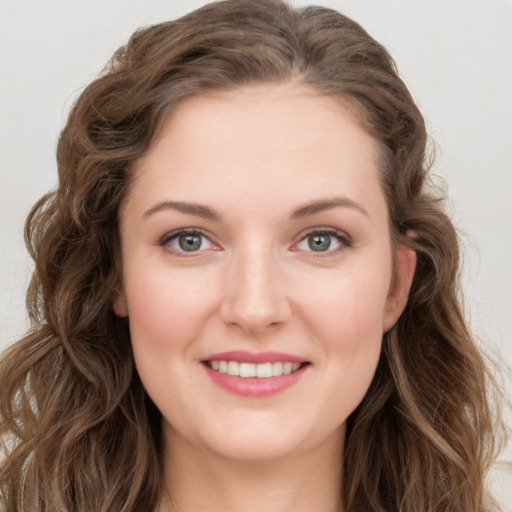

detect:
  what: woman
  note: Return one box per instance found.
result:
[0,0,506,510]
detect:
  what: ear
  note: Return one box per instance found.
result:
[383,244,416,332]
[112,284,129,318]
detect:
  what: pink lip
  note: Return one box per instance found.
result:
[202,351,307,364]
[202,363,309,398]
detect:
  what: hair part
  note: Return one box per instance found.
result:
[1,1,507,510]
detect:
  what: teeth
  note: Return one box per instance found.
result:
[227,361,238,376]
[283,362,293,374]
[272,361,283,377]
[240,363,256,378]
[207,361,302,378]
[256,362,272,378]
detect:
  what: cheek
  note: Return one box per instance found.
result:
[298,262,391,392]
[124,270,219,419]
[302,266,390,345]
[124,268,216,357]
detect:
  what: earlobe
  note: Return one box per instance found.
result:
[383,244,417,332]
[112,284,129,318]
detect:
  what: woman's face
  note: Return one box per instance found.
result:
[114,83,415,463]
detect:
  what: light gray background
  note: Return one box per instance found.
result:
[1,0,511,506]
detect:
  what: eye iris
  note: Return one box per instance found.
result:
[178,234,202,251]
[308,234,331,252]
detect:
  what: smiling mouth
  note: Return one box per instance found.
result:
[203,361,308,378]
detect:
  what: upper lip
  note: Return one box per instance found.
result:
[202,351,308,364]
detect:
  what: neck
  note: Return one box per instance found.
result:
[157,426,344,512]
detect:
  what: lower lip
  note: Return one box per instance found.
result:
[202,363,308,398]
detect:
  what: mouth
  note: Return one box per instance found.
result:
[201,351,310,397]
[203,360,307,378]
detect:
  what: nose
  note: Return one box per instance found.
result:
[220,243,292,336]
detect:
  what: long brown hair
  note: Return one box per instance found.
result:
[0,1,506,510]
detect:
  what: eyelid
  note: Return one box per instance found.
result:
[159,227,220,256]
[292,226,352,256]
[158,226,352,258]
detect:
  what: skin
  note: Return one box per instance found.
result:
[114,83,416,512]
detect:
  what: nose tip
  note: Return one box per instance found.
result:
[220,253,291,336]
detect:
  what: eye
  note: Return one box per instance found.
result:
[294,228,350,255]
[160,229,216,255]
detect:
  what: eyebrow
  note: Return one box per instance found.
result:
[290,196,369,219]
[143,196,368,221]
[143,201,221,221]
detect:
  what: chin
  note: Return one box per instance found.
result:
[176,414,346,464]
[203,435,307,463]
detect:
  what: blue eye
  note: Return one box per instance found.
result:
[306,233,334,252]
[161,230,214,254]
[296,229,349,254]
[160,227,349,257]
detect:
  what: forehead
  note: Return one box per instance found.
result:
[124,84,386,220]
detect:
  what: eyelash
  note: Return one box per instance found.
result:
[158,227,352,258]
[159,228,215,258]
[296,227,352,257]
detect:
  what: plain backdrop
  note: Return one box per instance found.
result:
[1,0,511,506]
